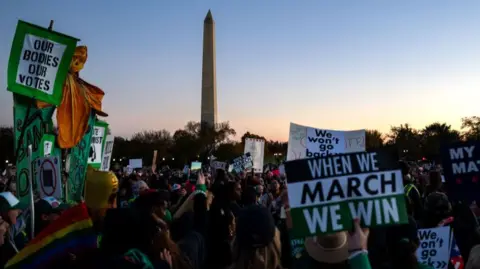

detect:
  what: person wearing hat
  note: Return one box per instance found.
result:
[386,217,433,269]
[0,192,28,226]
[34,196,70,236]
[231,205,282,269]
[0,192,29,267]
[84,166,119,247]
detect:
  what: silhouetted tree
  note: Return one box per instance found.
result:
[365,130,384,149]
[461,116,480,141]
[386,124,422,160]
[421,123,460,160]
[0,126,14,168]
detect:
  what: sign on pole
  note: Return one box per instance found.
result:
[100,129,114,171]
[35,155,62,199]
[244,138,265,173]
[7,20,79,105]
[88,120,109,169]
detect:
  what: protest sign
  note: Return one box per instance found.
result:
[13,96,55,204]
[87,120,108,169]
[287,123,365,161]
[211,160,227,170]
[191,162,202,171]
[129,159,143,169]
[151,150,158,173]
[231,153,254,173]
[416,226,451,269]
[34,156,62,199]
[284,149,408,236]
[7,20,79,105]
[244,138,265,173]
[100,129,114,172]
[450,237,464,269]
[39,134,55,157]
[67,114,95,202]
[441,141,480,203]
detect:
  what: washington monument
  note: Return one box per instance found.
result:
[201,10,218,127]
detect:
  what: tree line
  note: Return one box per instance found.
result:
[0,116,479,169]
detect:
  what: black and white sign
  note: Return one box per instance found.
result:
[35,156,62,199]
[244,138,265,173]
[100,132,114,171]
[211,160,227,170]
[441,141,480,202]
[88,125,106,165]
[231,153,254,173]
[16,35,66,94]
[416,226,451,269]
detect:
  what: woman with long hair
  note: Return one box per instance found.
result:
[386,217,434,269]
[231,205,282,269]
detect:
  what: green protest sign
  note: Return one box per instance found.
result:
[87,120,109,169]
[67,114,95,202]
[7,20,79,105]
[13,95,55,204]
[284,150,408,237]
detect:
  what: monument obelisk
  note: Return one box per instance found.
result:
[201,10,217,127]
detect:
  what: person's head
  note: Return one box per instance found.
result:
[304,232,349,268]
[270,180,280,193]
[0,217,9,246]
[255,185,264,196]
[232,205,281,269]
[0,192,28,225]
[153,230,192,269]
[34,197,69,233]
[133,190,169,219]
[227,181,242,201]
[428,171,443,190]
[101,208,159,258]
[423,192,452,226]
[136,180,150,194]
[386,217,419,269]
[8,182,16,197]
[84,167,119,225]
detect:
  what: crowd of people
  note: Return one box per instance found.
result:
[0,160,478,269]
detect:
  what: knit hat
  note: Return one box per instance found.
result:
[236,205,275,248]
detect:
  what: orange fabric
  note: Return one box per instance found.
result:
[37,46,107,149]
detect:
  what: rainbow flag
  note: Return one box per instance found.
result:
[6,203,97,269]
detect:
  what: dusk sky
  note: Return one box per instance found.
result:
[1,1,479,141]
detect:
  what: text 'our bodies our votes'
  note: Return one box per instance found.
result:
[16,35,66,93]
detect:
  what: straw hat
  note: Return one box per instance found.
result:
[304,231,349,264]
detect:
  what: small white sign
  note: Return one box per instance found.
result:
[416,226,451,269]
[43,141,53,156]
[244,138,265,173]
[16,34,66,95]
[129,159,143,169]
[88,126,105,165]
[211,161,227,170]
[100,133,114,171]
